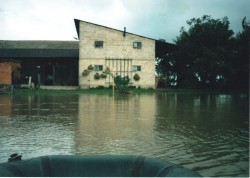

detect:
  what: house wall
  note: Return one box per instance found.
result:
[0,62,12,84]
[79,21,155,89]
[0,61,21,85]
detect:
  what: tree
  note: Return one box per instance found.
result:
[230,17,249,90]
[157,15,236,89]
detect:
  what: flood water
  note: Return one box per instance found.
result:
[0,92,249,177]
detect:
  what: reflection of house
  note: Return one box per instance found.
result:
[76,94,156,151]
[74,19,176,89]
[0,40,79,86]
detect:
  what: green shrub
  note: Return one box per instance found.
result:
[104,67,111,75]
[114,75,130,93]
[87,65,94,71]
[82,70,89,76]
[133,73,140,81]
[100,73,107,79]
[94,73,100,80]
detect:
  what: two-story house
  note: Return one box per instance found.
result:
[74,19,176,89]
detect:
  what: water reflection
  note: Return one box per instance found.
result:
[0,94,79,162]
[154,93,249,177]
[0,93,248,177]
[75,94,156,155]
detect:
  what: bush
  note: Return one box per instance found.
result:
[133,73,140,81]
[94,73,100,80]
[100,73,107,79]
[114,75,130,93]
[87,65,94,71]
[114,75,130,87]
[104,67,111,75]
[82,70,89,76]
[96,86,105,89]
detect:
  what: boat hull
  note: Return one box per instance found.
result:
[0,155,201,177]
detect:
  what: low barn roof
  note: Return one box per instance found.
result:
[0,40,79,49]
[0,40,79,59]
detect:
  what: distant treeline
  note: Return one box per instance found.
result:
[157,15,249,91]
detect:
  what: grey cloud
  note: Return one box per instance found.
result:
[0,0,249,42]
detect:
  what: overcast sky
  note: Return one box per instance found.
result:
[0,0,249,43]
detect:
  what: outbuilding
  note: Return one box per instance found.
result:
[0,40,79,87]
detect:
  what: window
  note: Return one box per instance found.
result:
[133,65,141,72]
[133,42,142,49]
[94,65,103,71]
[94,41,104,48]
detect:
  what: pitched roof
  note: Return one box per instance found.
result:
[74,19,157,41]
[74,19,177,57]
[0,40,79,59]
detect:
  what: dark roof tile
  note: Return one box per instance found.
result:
[0,40,79,49]
[0,49,78,58]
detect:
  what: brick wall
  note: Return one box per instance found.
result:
[0,61,21,85]
[79,21,155,89]
[0,62,12,84]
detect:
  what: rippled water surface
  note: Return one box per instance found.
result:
[0,92,249,177]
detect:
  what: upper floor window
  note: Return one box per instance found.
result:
[94,65,103,71]
[133,42,142,49]
[133,65,141,72]
[94,41,104,48]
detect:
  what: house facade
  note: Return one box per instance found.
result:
[75,20,157,89]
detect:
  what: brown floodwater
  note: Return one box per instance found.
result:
[0,92,249,177]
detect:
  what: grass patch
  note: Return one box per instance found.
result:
[14,88,247,95]
[15,88,114,95]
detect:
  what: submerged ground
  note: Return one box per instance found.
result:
[0,90,249,177]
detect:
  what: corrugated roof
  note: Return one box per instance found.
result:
[0,40,79,49]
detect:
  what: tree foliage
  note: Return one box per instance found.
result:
[157,15,249,90]
[231,17,250,90]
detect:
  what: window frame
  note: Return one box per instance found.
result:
[94,41,104,48]
[132,65,141,72]
[94,65,103,71]
[133,42,142,49]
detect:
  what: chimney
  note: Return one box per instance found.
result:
[123,27,126,37]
